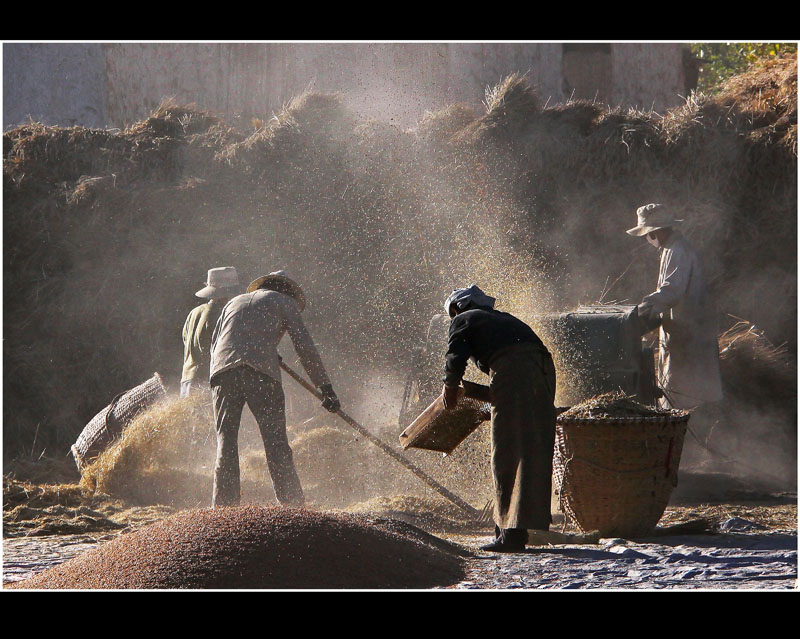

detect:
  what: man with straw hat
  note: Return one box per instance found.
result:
[627,203,722,416]
[441,284,557,552]
[208,270,339,508]
[180,266,242,398]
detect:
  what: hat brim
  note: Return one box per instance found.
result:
[195,284,241,299]
[247,275,306,311]
[626,224,665,237]
[626,219,683,236]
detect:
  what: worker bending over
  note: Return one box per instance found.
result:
[441,285,557,552]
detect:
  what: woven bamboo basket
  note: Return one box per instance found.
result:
[71,372,167,471]
[553,411,690,538]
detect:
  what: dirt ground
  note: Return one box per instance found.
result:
[3,459,796,589]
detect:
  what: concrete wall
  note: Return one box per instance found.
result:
[3,42,692,130]
[3,42,107,129]
[611,43,689,110]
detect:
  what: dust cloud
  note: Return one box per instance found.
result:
[3,53,796,506]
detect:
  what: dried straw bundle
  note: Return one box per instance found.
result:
[712,54,797,136]
[718,320,796,407]
[79,395,215,503]
[345,494,478,532]
[412,103,479,144]
[217,90,354,169]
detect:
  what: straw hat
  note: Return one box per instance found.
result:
[195,266,241,299]
[626,203,684,236]
[247,270,306,311]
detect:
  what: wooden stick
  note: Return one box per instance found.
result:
[280,361,482,520]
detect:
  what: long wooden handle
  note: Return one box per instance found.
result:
[280,361,481,520]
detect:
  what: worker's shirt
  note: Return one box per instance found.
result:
[210,289,331,388]
[181,301,223,384]
[641,230,722,408]
[443,308,547,387]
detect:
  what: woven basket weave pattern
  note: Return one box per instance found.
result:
[71,373,167,470]
[553,413,689,537]
[413,398,491,454]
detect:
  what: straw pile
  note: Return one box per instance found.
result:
[715,319,797,469]
[718,319,796,408]
[289,424,374,508]
[78,395,216,506]
[345,494,480,532]
[2,467,172,537]
[9,505,465,589]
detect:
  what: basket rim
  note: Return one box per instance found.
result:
[557,412,690,425]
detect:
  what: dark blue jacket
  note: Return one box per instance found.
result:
[443,308,547,387]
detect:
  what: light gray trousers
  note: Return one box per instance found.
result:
[210,365,304,508]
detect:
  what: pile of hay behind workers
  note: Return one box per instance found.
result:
[3,53,795,481]
[9,505,465,589]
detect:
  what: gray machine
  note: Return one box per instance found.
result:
[533,304,658,406]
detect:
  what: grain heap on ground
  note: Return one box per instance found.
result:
[10,505,465,589]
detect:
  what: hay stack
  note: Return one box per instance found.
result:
[10,505,465,589]
[411,103,479,144]
[345,494,479,532]
[710,53,797,149]
[289,424,375,507]
[454,73,541,144]
[217,90,355,174]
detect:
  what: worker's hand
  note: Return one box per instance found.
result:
[637,302,661,334]
[442,384,459,410]
[319,384,340,413]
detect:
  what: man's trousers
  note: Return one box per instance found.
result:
[210,365,304,507]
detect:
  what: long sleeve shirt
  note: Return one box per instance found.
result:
[210,289,331,388]
[181,301,224,383]
[443,308,547,387]
[641,230,722,407]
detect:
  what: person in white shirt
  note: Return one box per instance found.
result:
[209,271,339,507]
[628,204,722,412]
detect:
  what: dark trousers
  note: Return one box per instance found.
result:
[210,365,304,508]
[489,343,557,531]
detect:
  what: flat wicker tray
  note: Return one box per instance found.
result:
[399,391,491,455]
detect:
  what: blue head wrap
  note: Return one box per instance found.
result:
[444,284,496,316]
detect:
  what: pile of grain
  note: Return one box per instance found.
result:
[10,505,465,589]
[559,391,685,420]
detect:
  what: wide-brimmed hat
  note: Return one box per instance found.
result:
[247,270,306,311]
[195,266,241,299]
[626,203,684,236]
